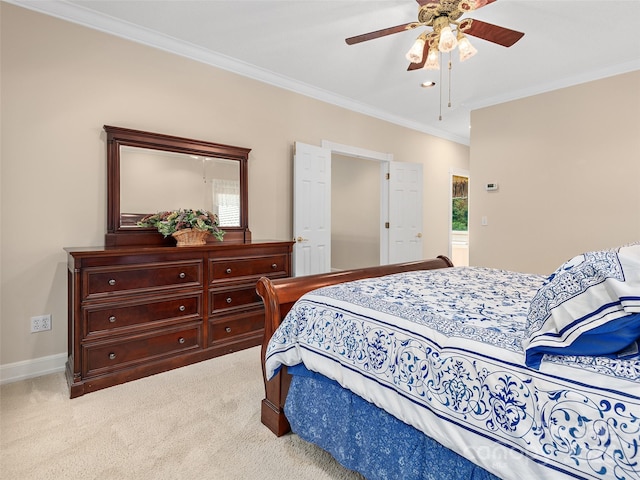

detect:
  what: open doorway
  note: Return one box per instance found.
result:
[450,169,469,266]
[293,141,424,276]
[332,154,380,270]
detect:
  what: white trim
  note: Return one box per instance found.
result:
[4,0,469,146]
[380,162,390,266]
[0,353,67,385]
[321,141,394,162]
[466,59,640,111]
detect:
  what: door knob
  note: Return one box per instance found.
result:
[416,233,423,238]
[296,236,309,242]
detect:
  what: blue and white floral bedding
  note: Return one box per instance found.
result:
[265,266,640,480]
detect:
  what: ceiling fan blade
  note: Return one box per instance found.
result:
[407,41,430,71]
[460,0,497,11]
[461,18,524,47]
[345,23,417,45]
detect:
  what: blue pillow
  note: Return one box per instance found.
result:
[523,243,640,369]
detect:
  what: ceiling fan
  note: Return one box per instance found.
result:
[345,0,525,71]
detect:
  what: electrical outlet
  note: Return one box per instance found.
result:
[30,314,52,333]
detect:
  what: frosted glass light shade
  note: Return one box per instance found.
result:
[438,26,458,53]
[424,48,440,70]
[406,37,426,63]
[458,36,477,61]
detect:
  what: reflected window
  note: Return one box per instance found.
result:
[120,146,241,228]
[212,179,240,227]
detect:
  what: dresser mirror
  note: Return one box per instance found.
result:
[105,125,251,246]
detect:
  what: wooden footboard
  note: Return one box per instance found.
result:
[256,256,454,436]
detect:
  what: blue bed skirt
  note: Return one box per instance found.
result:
[284,365,500,480]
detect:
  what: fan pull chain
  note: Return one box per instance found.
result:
[448,53,452,108]
[439,52,443,121]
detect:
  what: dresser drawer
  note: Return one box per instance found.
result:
[208,312,263,344]
[209,286,261,314]
[83,293,202,338]
[83,324,202,377]
[83,261,203,300]
[210,255,288,282]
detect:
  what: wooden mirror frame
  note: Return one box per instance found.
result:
[104,125,251,247]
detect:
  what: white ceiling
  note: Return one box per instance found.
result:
[9,0,640,145]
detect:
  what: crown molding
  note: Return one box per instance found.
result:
[7,1,639,146]
[5,0,470,145]
[466,59,640,111]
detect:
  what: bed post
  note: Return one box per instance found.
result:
[257,277,292,436]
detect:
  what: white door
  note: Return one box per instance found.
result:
[388,162,423,263]
[293,142,332,276]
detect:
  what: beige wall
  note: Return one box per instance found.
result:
[0,4,469,369]
[470,71,640,274]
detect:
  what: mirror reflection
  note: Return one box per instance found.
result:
[120,146,241,228]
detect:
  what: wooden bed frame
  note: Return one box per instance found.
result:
[256,256,454,436]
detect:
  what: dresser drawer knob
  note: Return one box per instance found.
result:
[226,297,232,304]
[179,305,186,312]
[178,337,185,344]
[108,316,116,323]
[108,353,116,360]
[225,327,232,333]
[272,263,277,269]
[226,268,232,274]
[108,279,116,286]
[179,272,186,279]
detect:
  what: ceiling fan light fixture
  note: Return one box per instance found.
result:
[438,25,457,53]
[424,48,440,70]
[405,37,426,63]
[457,34,477,61]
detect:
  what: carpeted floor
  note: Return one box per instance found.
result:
[0,346,364,480]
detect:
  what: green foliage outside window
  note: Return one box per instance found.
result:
[452,197,468,231]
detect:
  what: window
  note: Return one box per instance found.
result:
[452,175,468,231]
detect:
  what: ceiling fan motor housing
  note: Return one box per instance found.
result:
[418,0,466,26]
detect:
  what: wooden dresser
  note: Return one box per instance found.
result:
[65,240,292,398]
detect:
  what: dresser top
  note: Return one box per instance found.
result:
[65,239,293,256]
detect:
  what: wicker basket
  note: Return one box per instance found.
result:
[171,228,210,246]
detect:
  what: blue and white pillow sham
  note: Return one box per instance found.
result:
[524,243,640,369]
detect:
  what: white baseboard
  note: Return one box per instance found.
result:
[0,353,67,385]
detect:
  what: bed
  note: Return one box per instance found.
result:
[258,246,640,480]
